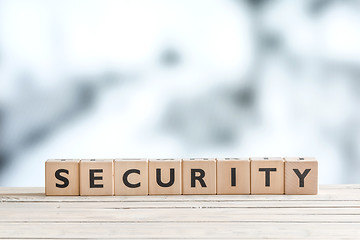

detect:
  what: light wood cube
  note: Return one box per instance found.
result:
[250,157,284,194]
[148,158,182,195]
[182,158,216,195]
[285,157,318,195]
[216,158,250,195]
[114,158,148,196]
[80,159,114,196]
[45,159,80,196]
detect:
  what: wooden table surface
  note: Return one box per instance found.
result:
[0,185,360,239]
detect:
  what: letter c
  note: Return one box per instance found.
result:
[123,169,141,188]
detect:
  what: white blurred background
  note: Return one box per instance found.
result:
[1,0,360,186]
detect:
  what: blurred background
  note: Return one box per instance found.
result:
[0,0,360,186]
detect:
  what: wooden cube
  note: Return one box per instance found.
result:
[216,158,250,195]
[182,158,216,195]
[45,159,80,196]
[250,157,284,194]
[148,158,182,195]
[80,159,114,196]
[114,158,148,196]
[285,157,318,195]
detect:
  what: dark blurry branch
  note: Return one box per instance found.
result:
[0,72,125,173]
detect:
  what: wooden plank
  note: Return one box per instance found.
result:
[1,200,360,208]
[0,222,360,239]
[1,208,360,223]
[2,185,360,202]
[0,185,360,239]
[0,185,357,194]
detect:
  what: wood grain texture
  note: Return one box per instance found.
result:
[114,158,148,196]
[250,157,284,194]
[148,158,182,195]
[45,159,80,196]
[182,158,216,195]
[80,159,114,196]
[1,185,360,239]
[216,158,250,195]
[285,157,318,195]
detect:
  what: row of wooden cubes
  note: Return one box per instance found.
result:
[45,157,318,196]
